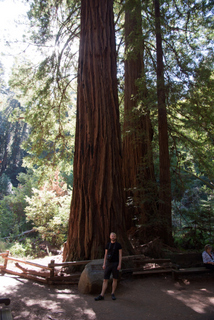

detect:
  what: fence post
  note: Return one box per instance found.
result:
[3,250,9,269]
[48,260,55,284]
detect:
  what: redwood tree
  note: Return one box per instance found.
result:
[63,0,133,261]
[123,0,158,236]
[154,0,172,244]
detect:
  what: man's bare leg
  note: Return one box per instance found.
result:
[111,278,117,296]
[101,279,108,296]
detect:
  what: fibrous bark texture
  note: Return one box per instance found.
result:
[154,0,172,244]
[123,0,158,236]
[63,0,133,261]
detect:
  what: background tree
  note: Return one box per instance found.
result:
[154,0,172,244]
[122,0,158,238]
[63,0,133,261]
[0,96,27,186]
[10,0,80,169]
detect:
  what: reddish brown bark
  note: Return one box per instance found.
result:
[63,0,133,261]
[123,0,158,237]
[154,0,172,244]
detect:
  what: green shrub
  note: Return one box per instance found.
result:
[172,186,214,249]
[25,187,70,248]
[8,238,38,258]
[0,170,37,239]
[0,197,16,238]
[0,241,8,252]
[9,242,27,257]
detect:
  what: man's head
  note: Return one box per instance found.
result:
[110,232,117,242]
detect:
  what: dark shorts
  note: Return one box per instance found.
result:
[104,261,119,280]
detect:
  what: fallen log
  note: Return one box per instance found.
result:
[0,229,36,240]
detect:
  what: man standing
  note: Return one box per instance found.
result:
[95,232,122,301]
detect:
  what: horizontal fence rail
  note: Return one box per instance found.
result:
[0,251,175,284]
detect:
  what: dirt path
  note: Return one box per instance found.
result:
[1,271,214,320]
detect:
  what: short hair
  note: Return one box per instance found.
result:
[205,244,212,252]
[110,232,116,237]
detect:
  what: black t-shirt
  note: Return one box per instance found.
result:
[105,241,122,263]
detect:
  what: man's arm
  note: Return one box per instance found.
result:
[117,249,122,270]
[103,249,108,269]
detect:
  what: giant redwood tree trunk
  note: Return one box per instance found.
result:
[123,0,158,237]
[63,0,133,261]
[154,0,172,244]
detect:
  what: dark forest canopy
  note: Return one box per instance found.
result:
[0,0,213,258]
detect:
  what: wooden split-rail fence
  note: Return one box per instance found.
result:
[0,251,174,285]
[1,251,210,285]
[0,251,90,285]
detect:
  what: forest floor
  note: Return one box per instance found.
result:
[1,255,214,320]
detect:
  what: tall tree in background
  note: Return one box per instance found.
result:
[123,0,158,237]
[154,0,172,244]
[63,0,133,261]
[0,98,27,186]
[10,0,80,170]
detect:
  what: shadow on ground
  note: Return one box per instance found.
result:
[1,273,214,320]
